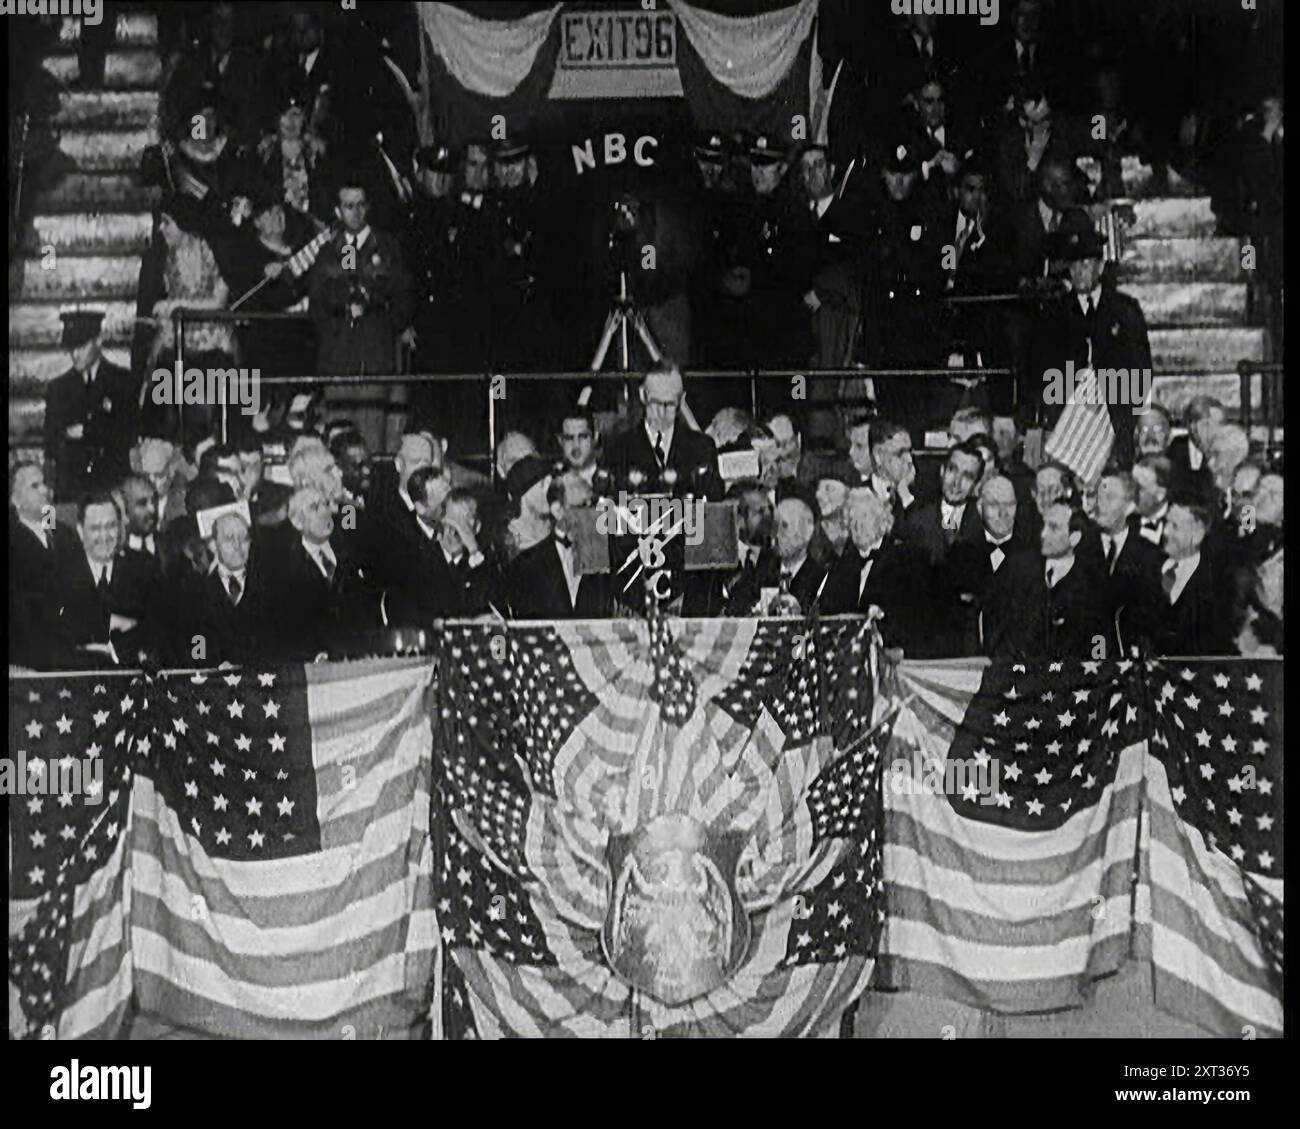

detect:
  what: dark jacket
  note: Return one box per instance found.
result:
[1078,518,1166,655]
[896,496,983,569]
[9,514,81,669]
[504,535,610,620]
[52,544,162,666]
[174,561,280,666]
[43,360,139,501]
[601,421,723,501]
[820,540,937,654]
[1148,554,1234,657]
[982,549,1110,659]
[275,536,381,658]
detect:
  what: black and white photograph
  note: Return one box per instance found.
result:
[3,0,1286,1095]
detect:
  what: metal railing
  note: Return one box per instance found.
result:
[1238,361,1286,457]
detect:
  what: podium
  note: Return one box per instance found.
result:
[567,496,739,611]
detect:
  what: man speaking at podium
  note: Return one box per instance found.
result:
[601,366,723,501]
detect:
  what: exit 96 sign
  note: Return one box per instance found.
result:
[552,7,683,98]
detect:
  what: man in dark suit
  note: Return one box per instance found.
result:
[1036,210,1153,469]
[53,491,161,668]
[1150,499,1233,656]
[1079,470,1165,656]
[503,457,610,619]
[277,484,381,659]
[118,473,163,566]
[865,419,918,527]
[947,474,1023,655]
[897,440,985,568]
[600,366,723,501]
[821,487,934,652]
[716,479,772,617]
[364,430,436,585]
[308,178,414,449]
[992,87,1076,206]
[175,502,277,666]
[983,500,1109,659]
[1167,396,1224,502]
[749,496,829,616]
[909,75,980,198]
[1132,455,1173,549]
[9,463,80,669]
[43,311,140,504]
[972,0,1060,123]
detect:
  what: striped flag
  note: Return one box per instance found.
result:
[286,226,335,279]
[432,617,882,1038]
[1139,660,1283,1036]
[8,676,143,1040]
[1043,366,1115,487]
[130,660,437,1039]
[876,659,1147,1013]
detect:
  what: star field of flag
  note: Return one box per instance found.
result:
[150,668,320,860]
[1149,660,1282,878]
[648,608,697,726]
[8,679,140,899]
[9,719,136,1037]
[947,660,1148,830]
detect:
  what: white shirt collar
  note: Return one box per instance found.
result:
[554,536,580,604]
[397,485,416,513]
[1078,285,1103,314]
[88,556,113,585]
[1188,443,1204,471]
[985,530,1012,547]
[646,422,674,456]
[815,193,834,218]
[301,46,320,72]
[18,515,49,547]
[1167,551,1200,603]
[82,360,100,385]
[940,499,965,527]
[1044,554,1074,586]
[1038,198,1057,230]
[303,538,335,571]
[780,553,807,579]
[346,226,371,250]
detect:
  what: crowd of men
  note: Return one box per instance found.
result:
[9,357,1283,670]
[109,0,1283,449]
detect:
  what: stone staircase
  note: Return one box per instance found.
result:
[6,18,1275,463]
[9,8,160,463]
[1115,159,1271,429]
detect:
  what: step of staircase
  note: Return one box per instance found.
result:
[1128,197,1217,239]
[1149,327,1267,372]
[52,89,159,130]
[10,300,140,349]
[1123,282,1248,327]
[41,48,162,90]
[53,127,156,172]
[1119,238,1243,283]
[1152,373,1251,416]
[59,10,158,47]
[31,172,159,213]
[13,253,143,301]
[24,212,154,255]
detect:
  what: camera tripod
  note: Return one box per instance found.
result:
[590,269,662,372]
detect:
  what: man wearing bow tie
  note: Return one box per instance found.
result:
[1132,455,1173,547]
[947,474,1023,654]
[984,500,1107,658]
[309,178,414,450]
[119,474,161,563]
[43,311,139,504]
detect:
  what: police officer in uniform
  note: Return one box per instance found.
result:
[860,140,948,432]
[43,311,140,505]
[488,139,547,374]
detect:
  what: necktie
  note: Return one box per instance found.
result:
[1085,296,1097,320]
[1044,562,1056,589]
[227,574,243,605]
[1161,560,1178,600]
[653,432,666,469]
[1105,536,1118,571]
[1048,210,1061,233]
[320,550,337,585]
[96,567,110,594]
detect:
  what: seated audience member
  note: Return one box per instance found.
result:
[1206,424,1250,521]
[132,435,191,530]
[53,491,162,667]
[948,474,1021,653]
[119,473,162,565]
[843,409,874,488]
[751,496,828,616]
[897,440,984,566]
[175,502,276,666]
[192,443,247,502]
[1150,498,1233,656]
[556,407,601,498]
[995,86,1076,206]
[234,433,267,507]
[366,430,436,578]
[1133,404,1173,459]
[503,457,609,619]
[288,442,346,505]
[718,479,772,616]
[1132,454,1173,546]
[495,430,539,481]
[330,428,372,503]
[1235,548,1283,657]
[278,484,379,658]
[865,418,917,522]
[9,463,79,669]
[949,406,993,445]
[983,501,1108,659]
[1020,461,1073,544]
[1234,471,1283,565]
[1168,395,1224,498]
[602,366,723,500]
[1082,470,1165,655]
[822,487,934,652]
[705,407,756,453]
[436,488,502,617]
[815,478,851,558]
[1007,155,1078,284]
